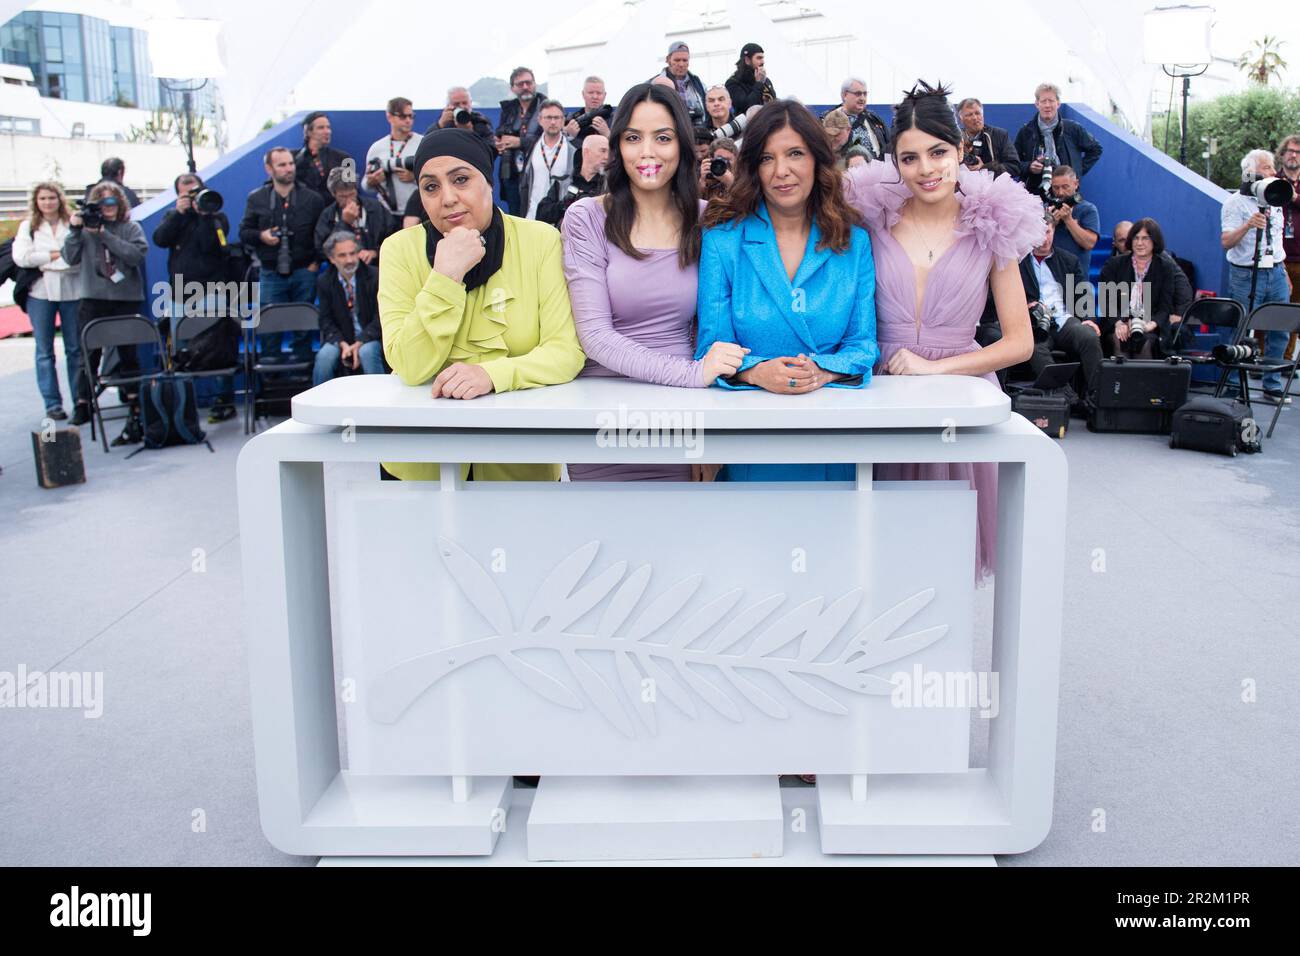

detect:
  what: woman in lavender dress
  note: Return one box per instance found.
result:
[843,82,1042,579]
[562,82,747,481]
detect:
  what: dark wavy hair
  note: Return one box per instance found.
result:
[890,80,962,159]
[603,82,701,268]
[701,99,861,253]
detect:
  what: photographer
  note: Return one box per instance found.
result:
[986,214,1101,409]
[725,43,775,114]
[822,108,851,166]
[433,87,495,150]
[1099,218,1177,360]
[564,77,613,151]
[1110,219,1133,256]
[1014,83,1103,196]
[658,41,708,129]
[699,137,737,202]
[1045,165,1099,263]
[495,66,543,216]
[363,97,422,217]
[315,163,394,263]
[1221,148,1294,404]
[295,111,353,204]
[83,157,141,208]
[956,98,1019,177]
[521,100,575,221]
[239,146,326,363]
[313,232,385,386]
[833,77,889,161]
[537,134,607,227]
[153,172,238,422]
[62,181,149,445]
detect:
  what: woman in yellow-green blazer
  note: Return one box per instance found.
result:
[378,128,585,481]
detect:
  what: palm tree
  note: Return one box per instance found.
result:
[1237,35,1288,86]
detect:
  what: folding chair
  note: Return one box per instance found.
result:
[171,308,242,421]
[79,314,165,453]
[244,302,320,434]
[1214,302,1300,438]
[1168,297,1246,397]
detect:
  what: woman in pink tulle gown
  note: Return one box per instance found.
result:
[843,82,1043,580]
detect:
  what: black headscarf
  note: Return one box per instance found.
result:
[414,128,505,292]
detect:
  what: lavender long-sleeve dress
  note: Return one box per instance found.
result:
[561,196,708,481]
[843,160,1043,579]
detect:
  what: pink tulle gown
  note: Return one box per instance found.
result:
[843,159,1043,579]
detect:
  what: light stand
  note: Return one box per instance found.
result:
[160,78,208,174]
[1161,64,1208,168]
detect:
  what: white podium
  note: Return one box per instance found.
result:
[237,375,1065,862]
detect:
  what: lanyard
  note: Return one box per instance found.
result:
[389,137,408,161]
[341,276,355,314]
[540,137,562,174]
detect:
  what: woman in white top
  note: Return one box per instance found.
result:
[12,181,82,421]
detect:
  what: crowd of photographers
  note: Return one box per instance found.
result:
[13,44,1300,434]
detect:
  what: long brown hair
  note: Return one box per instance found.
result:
[702,99,861,252]
[28,181,70,225]
[602,82,701,268]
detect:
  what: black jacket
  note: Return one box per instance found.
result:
[980,247,1084,328]
[725,73,776,114]
[1097,253,1176,340]
[314,196,394,258]
[964,125,1020,178]
[565,104,615,152]
[152,208,232,285]
[658,69,709,128]
[238,182,326,272]
[496,97,543,182]
[294,144,353,203]
[316,263,381,346]
[1013,115,1103,192]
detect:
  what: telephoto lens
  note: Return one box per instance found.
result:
[1213,342,1259,363]
[1028,301,1052,342]
[1127,315,1145,347]
[191,188,223,214]
[275,227,293,276]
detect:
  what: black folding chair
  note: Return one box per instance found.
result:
[1214,302,1300,438]
[244,302,320,434]
[79,314,165,453]
[1169,297,1247,397]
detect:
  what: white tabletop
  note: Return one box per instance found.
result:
[291,374,1009,430]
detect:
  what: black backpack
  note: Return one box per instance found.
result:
[131,373,213,455]
[0,232,40,313]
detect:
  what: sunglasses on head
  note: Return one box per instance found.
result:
[99,197,119,206]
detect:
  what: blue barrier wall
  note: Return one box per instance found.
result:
[134,100,1232,319]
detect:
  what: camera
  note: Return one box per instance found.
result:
[270,226,293,276]
[1045,191,1080,212]
[569,104,613,131]
[708,156,730,178]
[1213,341,1259,363]
[712,112,749,141]
[77,199,105,229]
[1028,301,1052,342]
[1240,175,1291,207]
[963,135,984,167]
[453,107,472,126]
[367,155,416,176]
[187,187,223,214]
[1126,314,1145,348]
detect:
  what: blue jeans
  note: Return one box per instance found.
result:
[1227,263,1291,391]
[312,339,385,386]
[27,297,81,412]
[258,266,317,360]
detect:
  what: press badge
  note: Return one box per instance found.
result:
[109,269,126,283]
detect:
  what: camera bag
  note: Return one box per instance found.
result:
[1169,396,1261,457]
[1088,357,1190,435]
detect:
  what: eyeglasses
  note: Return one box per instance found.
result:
[1283,148,1300,155]
[392,112,414,119]
[846,90,867,97]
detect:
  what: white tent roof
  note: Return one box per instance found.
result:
[1,0,1292,148]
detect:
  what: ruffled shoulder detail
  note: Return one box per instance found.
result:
[953,167,1045,267]
[842,158,911,233]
